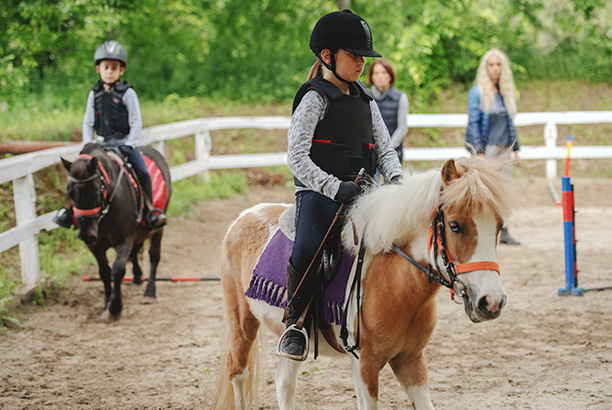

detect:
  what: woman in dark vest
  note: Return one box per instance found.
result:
[279,9,404,361]
[367,59,409,169]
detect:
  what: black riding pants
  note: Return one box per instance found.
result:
[291,190,342,276]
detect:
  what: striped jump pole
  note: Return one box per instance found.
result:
[82,276,220,282]
[558,136,583,296]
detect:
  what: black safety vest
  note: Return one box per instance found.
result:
[93,80,132,142]
[292,77,376,186]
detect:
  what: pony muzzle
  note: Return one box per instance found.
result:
[462,285,507,323]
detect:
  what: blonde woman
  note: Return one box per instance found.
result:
[465,48,521,245]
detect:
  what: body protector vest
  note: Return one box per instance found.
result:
[375,87,402,140]
[292,77,376,187]
[93,80,132,143]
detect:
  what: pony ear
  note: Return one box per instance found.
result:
[441,159,459,186]
[88,157,98,174]
[61,157,72,172]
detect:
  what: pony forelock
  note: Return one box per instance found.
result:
[342,157,514,255]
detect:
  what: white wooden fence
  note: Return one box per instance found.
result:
[1,111,611,286]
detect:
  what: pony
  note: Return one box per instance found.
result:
[213,156,514,410]
[61,143,171,321]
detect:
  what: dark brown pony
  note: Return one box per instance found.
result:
[61,143,171,320]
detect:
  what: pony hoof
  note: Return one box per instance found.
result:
[100,310,121,322]
[132,277,144,285]
[142,296,157,304]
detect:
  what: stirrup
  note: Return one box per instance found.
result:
[146,209,167,229]
[276,324,309,362]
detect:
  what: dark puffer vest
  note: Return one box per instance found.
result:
[374,87,402,138]
[93,80,132,141]
[292,77,377,186]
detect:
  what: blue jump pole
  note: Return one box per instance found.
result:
[558,136,583,296]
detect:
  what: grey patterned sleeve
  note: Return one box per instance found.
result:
[287,91,342,199]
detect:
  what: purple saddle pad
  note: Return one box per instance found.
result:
[245,229,354,326]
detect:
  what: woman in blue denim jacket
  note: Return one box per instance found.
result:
[465,48,521,245]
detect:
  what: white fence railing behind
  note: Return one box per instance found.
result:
[1,111,611,286]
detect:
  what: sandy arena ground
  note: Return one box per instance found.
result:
[1,176,611,409]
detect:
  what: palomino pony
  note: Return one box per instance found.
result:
[214,157,513,410]
[61,143,171,320]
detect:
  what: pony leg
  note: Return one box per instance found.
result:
[90,245,111,310]
[107,241,133,317]
[217,273,261,410]
[130,242,144,285]
[351,357,379,410]
[274,358,301,410]
[389,353,434,410]
[144,229,164,300]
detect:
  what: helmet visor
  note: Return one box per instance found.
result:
[344,47,382,58]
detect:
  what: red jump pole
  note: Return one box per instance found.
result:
[82,276,220,282]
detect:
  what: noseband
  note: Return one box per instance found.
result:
[392,205,500,300]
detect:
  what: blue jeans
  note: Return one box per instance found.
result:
[126,146,151,188]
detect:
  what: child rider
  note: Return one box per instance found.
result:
[53,40,166,229]
[279,10,404,361]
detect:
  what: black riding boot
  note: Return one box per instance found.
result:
[141,177,167,228]
[278,261,317,361]
[53,206,73,228]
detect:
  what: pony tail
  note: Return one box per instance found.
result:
[307,59,323,81]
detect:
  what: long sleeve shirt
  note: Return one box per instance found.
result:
[287,90,404,200]
[82,87,142,147]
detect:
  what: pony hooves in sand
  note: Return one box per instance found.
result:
[213,157,514,410]
[100,310,121,322]
[141,296,157,304]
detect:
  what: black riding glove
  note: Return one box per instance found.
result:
[334,181,362,204]
[119,145,134,158]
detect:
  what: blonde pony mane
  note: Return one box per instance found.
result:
[342,157,514,255]
[475,48,517,119]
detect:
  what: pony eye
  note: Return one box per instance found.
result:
[449,221,462,233]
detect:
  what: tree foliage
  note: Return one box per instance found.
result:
[0,0,610,106]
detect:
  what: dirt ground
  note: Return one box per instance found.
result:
[1,175,611,410]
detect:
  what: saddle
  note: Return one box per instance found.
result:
[96,146,168,228]
[247,206,355,357]
[103,148,145,224]
[278,206,344,285]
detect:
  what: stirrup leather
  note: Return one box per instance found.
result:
[276,324,309,362]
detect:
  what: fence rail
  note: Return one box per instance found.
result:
[1,111,611,285]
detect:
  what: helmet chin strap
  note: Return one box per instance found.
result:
[318,52,351,84]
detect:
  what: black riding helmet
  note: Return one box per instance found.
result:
[310,9,381,83]
[94,41,128,67]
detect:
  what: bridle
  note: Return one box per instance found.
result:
[68,153,122,223]
[392,204,500,301]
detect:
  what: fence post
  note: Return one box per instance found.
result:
[13,174,40,285]
[544,121,558,180]
[195,129,211,181]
